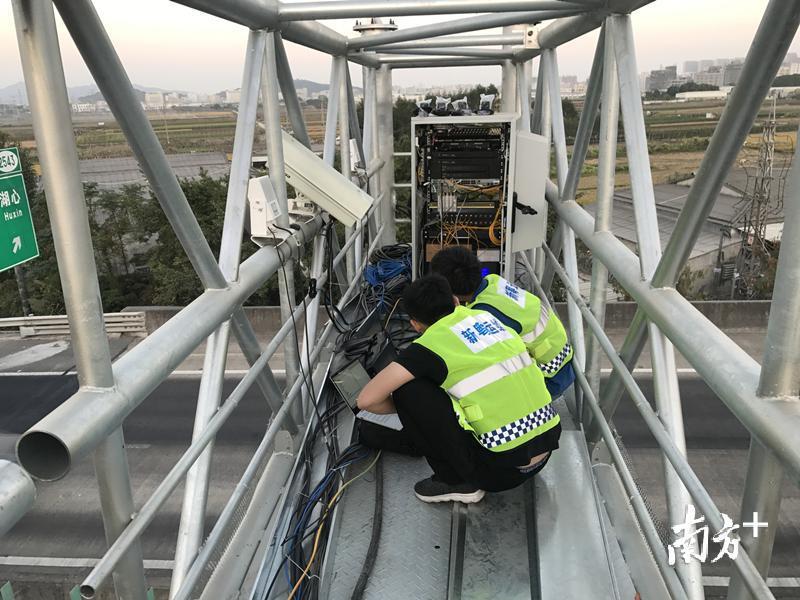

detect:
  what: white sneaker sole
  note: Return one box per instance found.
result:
[414,489,486,504]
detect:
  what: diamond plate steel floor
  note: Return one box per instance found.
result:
[322,453,452,600]
[460,484,535,599]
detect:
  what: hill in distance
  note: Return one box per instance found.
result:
[0,79,354,106]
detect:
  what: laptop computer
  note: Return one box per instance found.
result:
[330,360,403,431]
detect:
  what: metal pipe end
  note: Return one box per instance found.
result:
[16,431,71,481]
[79,584,96,599]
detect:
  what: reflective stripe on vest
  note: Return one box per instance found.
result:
[479,403,557,449]
[521,302,550,344]
[539,343,572,376]
[447,351,532,399]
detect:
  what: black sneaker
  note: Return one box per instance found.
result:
[413,477,485,504]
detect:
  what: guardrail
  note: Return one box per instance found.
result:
[0,312,147,338]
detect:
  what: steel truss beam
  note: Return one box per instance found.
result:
[380,56,504,68]
[279,0,593,20]
[348,8,586,50]
[371,33,523,50]
[368,47,515,58]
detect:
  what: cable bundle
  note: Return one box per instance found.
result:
[363,244,412,312]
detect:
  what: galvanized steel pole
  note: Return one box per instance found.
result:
[280,0,587,20]
[275,33,312,148]
[372,33,523,50]
[585,20,617,402]
[262,30,302,416]
[544,48,586,417]
[376,64,397,243]
[337,57,357,281]
[540,28,603,292]
[610,15,703,597]
[12,2,146,598]
[170,28,267,598]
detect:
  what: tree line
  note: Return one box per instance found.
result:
[0,130,285,316]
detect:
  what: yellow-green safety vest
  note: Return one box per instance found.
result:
[469,274,573,379]
[413,306,559,453]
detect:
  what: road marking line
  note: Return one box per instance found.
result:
[703,576,800,588]
[0,341,68,370]
[0,556,173,570]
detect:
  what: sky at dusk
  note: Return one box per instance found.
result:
[1,1,799,93]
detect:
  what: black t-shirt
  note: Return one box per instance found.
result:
[395,342,562,466]
[395,342,447,384]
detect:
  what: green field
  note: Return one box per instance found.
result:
[1,95,795,191]
[1,106,333,161]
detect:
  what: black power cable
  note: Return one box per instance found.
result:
[350,456,383,600]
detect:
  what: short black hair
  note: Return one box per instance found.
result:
[401,274,456,326]
[429,246,483,297]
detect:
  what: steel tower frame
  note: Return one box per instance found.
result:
[1,0,799,599]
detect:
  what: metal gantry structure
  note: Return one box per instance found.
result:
[2,0,800,599]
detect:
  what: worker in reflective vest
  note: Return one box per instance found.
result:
[357,275,560,504]
[430,246,575,398]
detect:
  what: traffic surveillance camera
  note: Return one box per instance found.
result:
[281,131,373,227]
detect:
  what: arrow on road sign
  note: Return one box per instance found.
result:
[12,236,21,254]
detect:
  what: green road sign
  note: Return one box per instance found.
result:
[0,147,38,273]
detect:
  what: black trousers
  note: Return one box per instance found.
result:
[359,378,553,493]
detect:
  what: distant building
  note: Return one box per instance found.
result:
[296,87,308,100]
[722,62,744,86]
[715,58,731,68]
[560,75,586,96]
[144,92,165,109]
[223,89,241,104]
[683,60,699,74]
[645,65,678,91]
[699,59,714,71]
[71,102,95,113]
[693,67,723,87]
[675,89,731,101]
[164,92,182,107]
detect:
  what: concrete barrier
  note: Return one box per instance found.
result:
[127,301,772,338]
[123,306,319,337]
[553,300,771,331]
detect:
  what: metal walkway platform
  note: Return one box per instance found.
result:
[323,453,453,600]
[320,399,639,600]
